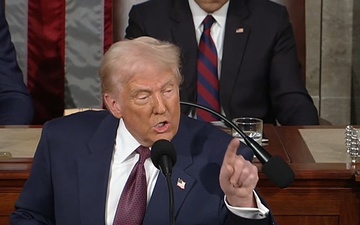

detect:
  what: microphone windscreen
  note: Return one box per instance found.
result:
[261,155,295,188]
[151,139,177,169]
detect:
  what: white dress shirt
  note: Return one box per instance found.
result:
[105,119,159,225]
[105,118,268,224]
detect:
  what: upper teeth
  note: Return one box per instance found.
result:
[157,122,165,127]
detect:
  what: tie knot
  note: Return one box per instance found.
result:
[136,146,151,164]
[202,15,216,31]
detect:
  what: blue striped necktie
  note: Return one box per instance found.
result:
[197,15,220,122]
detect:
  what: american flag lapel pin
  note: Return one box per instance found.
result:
[236,27,244,33]
[177,178,186,190]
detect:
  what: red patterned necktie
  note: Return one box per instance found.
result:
[113,146,150,225]
[197,15,220,122]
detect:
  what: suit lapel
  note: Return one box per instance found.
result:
[170,0,199,105]
[144,156,195,224]
[220,0,250,111]
[77,114,119,225]
[170,0,198,63]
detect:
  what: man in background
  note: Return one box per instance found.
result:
[125,0,320,125]
[0,0,34,125]
[11,37,276,225]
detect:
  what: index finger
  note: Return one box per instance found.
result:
[223,138,241,163]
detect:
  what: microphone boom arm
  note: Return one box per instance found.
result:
[180,101,272,164]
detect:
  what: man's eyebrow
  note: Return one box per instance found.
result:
[162,77,177,86]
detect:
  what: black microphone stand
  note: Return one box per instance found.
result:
[151,140,177,225]
[159,156,176,225]
[165,174,176,225]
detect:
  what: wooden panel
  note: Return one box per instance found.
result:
[276,216,338,225]
[339,191,360,225]
[0,158,31,225]
[262,124,289,162]
[260,191,341,215]
[0,193,20,215]
[275,126,315,163]
[0,217,10,225]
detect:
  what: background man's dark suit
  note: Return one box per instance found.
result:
[0,0,34,125]
[125,0,319,125]
[11,111,275,225]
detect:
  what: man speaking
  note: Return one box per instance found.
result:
[11,37,276,225]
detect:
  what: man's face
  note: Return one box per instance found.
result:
[105,64,181,147]
[194,0,228,13]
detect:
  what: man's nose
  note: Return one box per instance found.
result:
[153,94,166,114]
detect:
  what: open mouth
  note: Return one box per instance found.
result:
[154,121,169,132]
[156,121,167,128]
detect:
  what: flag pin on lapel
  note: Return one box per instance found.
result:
[177,178,186,190]
[236,27,244,33]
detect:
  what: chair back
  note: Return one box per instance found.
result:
[271,0,306,81]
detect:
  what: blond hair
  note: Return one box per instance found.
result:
[99,36,182,95]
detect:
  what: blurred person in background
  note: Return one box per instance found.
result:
[0,0,34,125]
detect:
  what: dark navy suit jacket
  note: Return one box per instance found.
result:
[0,0,34,125]
[125,0,319,125]
[11,111,276,225]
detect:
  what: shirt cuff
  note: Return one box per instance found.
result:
[224,191,269,219]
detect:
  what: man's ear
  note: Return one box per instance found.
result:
[104,93,122,118]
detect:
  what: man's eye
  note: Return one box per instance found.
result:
[136,95,149,101]
[134,95,149,105]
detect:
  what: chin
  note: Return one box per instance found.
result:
[154,133,175,142]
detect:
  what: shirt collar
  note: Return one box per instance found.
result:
[188,0,229,30]
[115,118,142,163]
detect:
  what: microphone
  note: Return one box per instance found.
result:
[180,101,295,188]
[151,139,177,176]
[151,139,177,225]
